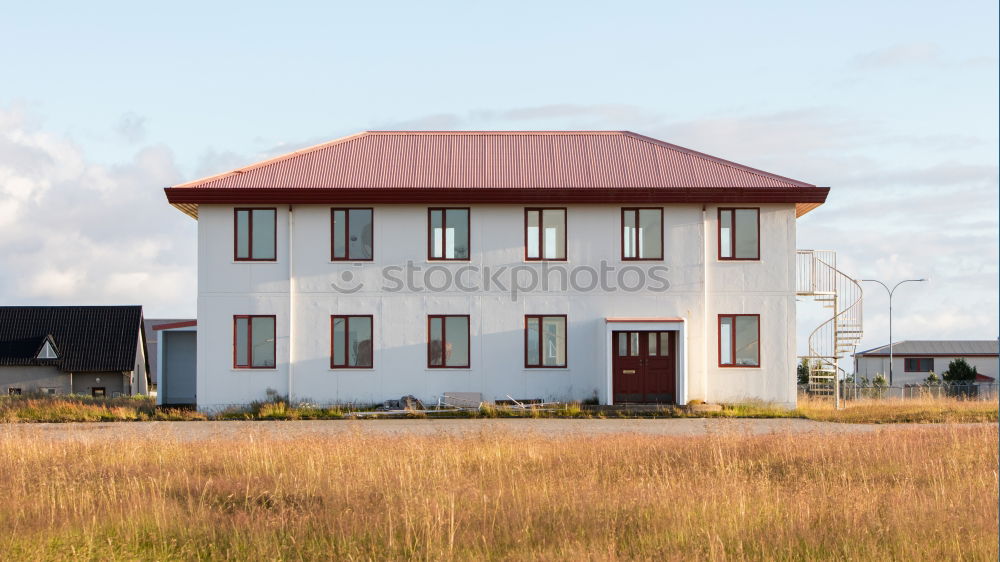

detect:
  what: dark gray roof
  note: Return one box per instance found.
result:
[0,306,145,372]
[856,340,999,356]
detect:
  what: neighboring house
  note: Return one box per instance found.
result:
[164,130,831,410]
[0,306,149,396]
[854,340,999,386]
[144,318,194,389]
[152,320,197,407]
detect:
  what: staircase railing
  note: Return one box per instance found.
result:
[796,250,864,407]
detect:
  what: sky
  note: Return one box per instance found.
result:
[0,0,997,357]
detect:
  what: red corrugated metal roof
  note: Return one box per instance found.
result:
[175,131,814,190]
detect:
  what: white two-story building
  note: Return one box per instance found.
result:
[165,131,829,410]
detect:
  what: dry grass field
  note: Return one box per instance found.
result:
[0,424,995,560]
[0,393,995,423]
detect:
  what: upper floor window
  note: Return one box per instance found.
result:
[525,208,566,261]
[904,358,933,372]
[719,314,760,367]
[525,315,567,368]
[428,315,470,368]
[234,315,276,369]
[235,208,276,261]
[331,208,374,261]
[622,208,663,260]
[331,315,373,368]
[428,208,470,260]
[718,208,759,260]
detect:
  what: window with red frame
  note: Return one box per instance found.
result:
[331,315,373,368]
[428,315,470,368]
[331,208,374,261]
[525,208,566,260]
[622,208,663,260]
[718,208,759,260]
[719,314,760,367]
[525,315,567,368]
[234,315,276,368]
[904,358,934,372]
[234,208,276,261]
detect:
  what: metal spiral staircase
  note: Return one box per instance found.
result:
[796,250,864,407]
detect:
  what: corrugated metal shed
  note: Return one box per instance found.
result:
[0,306,145,372]
[856,340,999,356]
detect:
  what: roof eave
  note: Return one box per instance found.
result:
[165,186,829,217]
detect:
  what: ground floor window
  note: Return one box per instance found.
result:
[91,387,105,397]
[40,387,57,395]
[525,315,567,367]
[904,357,934,372]
[331,315,373,368]
[8,388,21,396]
[428,315,470,368]
[234,315,277,369]
[719,314,760,367]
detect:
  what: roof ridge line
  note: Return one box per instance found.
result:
[622,131,816,188]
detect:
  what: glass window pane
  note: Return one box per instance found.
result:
[447,209,469,259]
[252,209,276,260]
[332,317,345,366]
[348,209,373,260]
[235,317,248,366]
[734,209,758,259]
[617,332,627,356]
[720,317,733,365]
[659,332,670,356]
[332,210,346,259]
[430,210,444,258]
[236,211,250,259]
[445,316,469,366]
[629,332,639,356]
[348,316,372,367]
[543,209,565,259]
[648,332,657,356]
[526,210,540,258]
[428,317,443,366]
[720,210,732,258]
[734,316,759,366]
[623,210,636,258]
[541,317,566,367]
[526,317,540,366]
[639,209,662,259]
[251,317,275,367]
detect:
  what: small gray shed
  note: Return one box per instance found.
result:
[153,320,197,407]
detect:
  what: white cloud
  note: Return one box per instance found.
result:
[0,106,196,317]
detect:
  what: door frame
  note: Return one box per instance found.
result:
[604,319,686,405]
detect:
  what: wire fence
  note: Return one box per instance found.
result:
[798,383,999,401]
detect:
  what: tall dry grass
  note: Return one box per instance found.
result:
[0,425,995,560]
[796,394,999,423]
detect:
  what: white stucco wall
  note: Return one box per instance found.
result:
[195,203,798,410]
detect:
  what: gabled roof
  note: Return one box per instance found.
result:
[855,340,999,357]
[165,131,829,218]
[0,306,145,372]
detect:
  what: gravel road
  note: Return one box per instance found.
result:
[0,418,980,443]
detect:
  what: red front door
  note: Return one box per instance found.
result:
[612,331,676,404]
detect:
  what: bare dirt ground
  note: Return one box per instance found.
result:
[2,418,986,443]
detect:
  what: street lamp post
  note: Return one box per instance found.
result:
[859,278,927,386]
